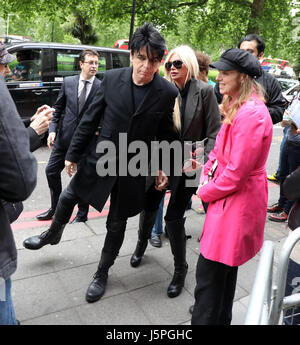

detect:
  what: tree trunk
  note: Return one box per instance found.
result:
[247,0,266,34]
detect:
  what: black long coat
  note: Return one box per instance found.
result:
[65,67,178,218]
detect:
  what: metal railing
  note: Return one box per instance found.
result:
[244,227,300,325]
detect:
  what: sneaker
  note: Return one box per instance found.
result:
[267,203,284,213]
[268,211,288,222]
[267,172,280,184]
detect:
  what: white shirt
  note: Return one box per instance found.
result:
[78,74,95,100]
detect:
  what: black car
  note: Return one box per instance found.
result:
[5,42,130,119]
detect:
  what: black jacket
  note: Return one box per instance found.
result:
[49,75,101,149]
[0,76,37,280]
[214,70,286,124]
[66,67,178,218]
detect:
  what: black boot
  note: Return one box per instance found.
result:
[85,251,113,303]
[23,219,66,250]
[86,220,127,303]
[166,218,188,298]
[130,210,158,268]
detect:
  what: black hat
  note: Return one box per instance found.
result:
[0,43,15,65]
[210,48,262,78]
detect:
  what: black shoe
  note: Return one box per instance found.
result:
[149,234,162,248]
[36,208,55,221]
[189,305,194,315]
[23,221,65,250]
[85,271,108,303]
[167,263,188,298]
[69,216,87,224]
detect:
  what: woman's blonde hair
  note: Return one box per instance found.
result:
[222,73,265,124]
[164,46,199,131]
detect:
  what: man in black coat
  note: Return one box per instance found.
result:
[23,23,179,303]
[214,34,286,125]
[36,49,101,223]
[0,76,37,324]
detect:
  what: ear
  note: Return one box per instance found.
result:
[257,51,264,60]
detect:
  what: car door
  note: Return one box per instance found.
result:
[6,47,52,119]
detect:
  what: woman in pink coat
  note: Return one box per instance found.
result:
[191,48,273,325]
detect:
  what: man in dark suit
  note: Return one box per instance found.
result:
[36,49,101,223]
[23,23,178,304]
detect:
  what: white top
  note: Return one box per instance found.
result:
[78,74,95,100]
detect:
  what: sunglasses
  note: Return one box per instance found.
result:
[165,60,183,71]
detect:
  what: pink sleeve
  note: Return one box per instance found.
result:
[199,106,268,203]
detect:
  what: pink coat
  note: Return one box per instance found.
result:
[198,94,273,267]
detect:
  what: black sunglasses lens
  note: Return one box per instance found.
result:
[165,60,183,70]
[173,60,183,69]
[165,62,172,70]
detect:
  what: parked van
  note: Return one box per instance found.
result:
[4,42,130,119]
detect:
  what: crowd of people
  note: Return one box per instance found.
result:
[0,22,299,326]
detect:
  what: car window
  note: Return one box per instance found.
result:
[6,49,42,82]
[112,52,130,69]
[53,49,107,80]
[288,84,300,95]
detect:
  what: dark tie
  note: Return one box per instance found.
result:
[78,80,89,114]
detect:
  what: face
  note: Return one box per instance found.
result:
[79,54,99,79]
[130,46,161,86]
[0,63,11,77]
[167,53,189,89]
[240,40,263,59]
[216,70,242,96]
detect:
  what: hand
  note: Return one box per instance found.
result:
[31,104,51,122]
[155,170,168,191]
[30,108,54,136]
[182,159,203,173]
[65,160,77,177]
[47,132,56,149]
[290,123,300,134]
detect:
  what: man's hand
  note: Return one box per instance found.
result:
[155,170,168,191]
[30,107,54,136]
[65,160,77,177]
[47,132,56,149]
[31,104,51,122]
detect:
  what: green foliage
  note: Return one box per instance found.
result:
[0,0,299,70]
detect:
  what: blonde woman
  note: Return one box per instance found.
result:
[130,45,220,298]
[192,48,273,324]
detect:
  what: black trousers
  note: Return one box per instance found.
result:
[144,176,196,222]
[46,143,89,218]
[191,254,238,325]
[55,179,127,255]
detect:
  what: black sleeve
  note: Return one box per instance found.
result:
[0,77,37,202]
[27,127,42,152]
[264,74,287,124]
[66,80,106,163]
[49,80,67,133]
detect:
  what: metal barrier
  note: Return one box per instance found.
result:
[244,241,275,325]
[244,227,300,325]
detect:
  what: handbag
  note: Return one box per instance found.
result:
[1,199,23,224]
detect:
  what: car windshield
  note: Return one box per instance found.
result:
[278,78,298,92]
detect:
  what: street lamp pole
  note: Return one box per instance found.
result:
[128,0,136,50]
[6,14,14,37]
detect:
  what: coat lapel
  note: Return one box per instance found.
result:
[119,67,135,116]
[182,78,199,136]
[73,75,80,116]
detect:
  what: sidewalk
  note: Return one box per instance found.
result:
[10,194,296,325]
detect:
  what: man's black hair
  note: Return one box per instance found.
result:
[79,49,99,63]
[130,23,166,61]
[238,34,265,56]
